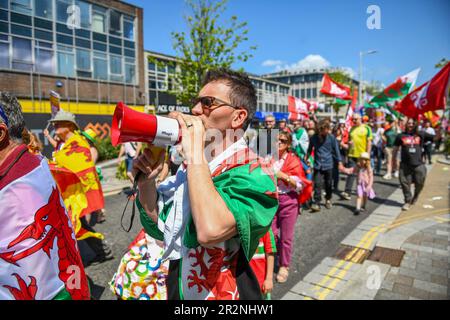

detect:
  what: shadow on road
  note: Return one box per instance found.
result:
[88,276,106,300]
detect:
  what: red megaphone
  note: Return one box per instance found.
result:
[111,102,181,147]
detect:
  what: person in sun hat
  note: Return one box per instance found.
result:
[340,151,375,215]
[48,109,112,266]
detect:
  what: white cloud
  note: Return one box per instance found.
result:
[275,54,331,72]
[262,59,284,67]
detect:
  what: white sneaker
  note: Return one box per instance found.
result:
[383,174,392,180]
[393,171,399,178]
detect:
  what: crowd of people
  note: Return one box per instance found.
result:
[0,67,448,300]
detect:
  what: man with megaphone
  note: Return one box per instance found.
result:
[126,68,279,300]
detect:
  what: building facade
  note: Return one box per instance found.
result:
[0,0,145,112]
[145,50,290,115]
[263,68,359,118]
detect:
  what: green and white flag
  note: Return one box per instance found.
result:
[370,68,420,106]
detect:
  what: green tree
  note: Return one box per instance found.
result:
[171,0,256,105]
[364,80,384,97]
[327,69,354,88]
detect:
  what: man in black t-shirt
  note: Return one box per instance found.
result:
[393,118,434,211]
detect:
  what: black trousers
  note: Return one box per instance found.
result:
[344,157,358,194]
[399,164,427,204]
[313,168,333,204]
[423,144,433,164]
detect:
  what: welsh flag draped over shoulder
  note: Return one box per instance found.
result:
[320,74,352,100]
[370,68,420,106]
[395,63,450,119]
[50,132,104,240]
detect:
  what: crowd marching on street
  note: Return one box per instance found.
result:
[0,64,449,301]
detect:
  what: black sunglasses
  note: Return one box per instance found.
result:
[191,96,240,110]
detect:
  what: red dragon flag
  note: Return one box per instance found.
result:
[395,63,450,119]
[0,146,90,300]
[320,73,353,100]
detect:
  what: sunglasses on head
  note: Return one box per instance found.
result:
[278,138,289,143]
[191,96,239,110]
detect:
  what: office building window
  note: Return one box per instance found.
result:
[110,54,122,81]
[57,52,74,76]
[56,0,71,24]
[301,89,305,98]
[312,88,317,98]
[75,0,90,29]
[125,57,135,84]
[306,88,311,98]
[11,0,31,15]
[109,10,121,36]
[93,51,107,80]
[35,46,54,73]
[0,0,8,9]
[76,48,90,70]
[0,41,9,68]
[12,37,32,70]
[34,0,52,20]
[92,5,106,33]
[123,15,134,41]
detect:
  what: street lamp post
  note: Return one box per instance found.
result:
[359,50,378,106]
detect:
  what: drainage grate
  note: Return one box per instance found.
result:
[367,246,405,267]
[333,245,371,264]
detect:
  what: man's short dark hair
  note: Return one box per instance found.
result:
[202,68,257,130]
[318,119,331,132]
[0,92,26,142]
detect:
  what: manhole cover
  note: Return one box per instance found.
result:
[333,245,371,264]
[367,246,405,267]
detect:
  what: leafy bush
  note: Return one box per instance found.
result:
[445,136,450,157]
[116,159,128,180]
[96,137,120,162]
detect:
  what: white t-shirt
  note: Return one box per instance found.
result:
[372,128,385,147]
[124,142,138,158]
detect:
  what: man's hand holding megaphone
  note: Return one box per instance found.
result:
[132,112,206,188]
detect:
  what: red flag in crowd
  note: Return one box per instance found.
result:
[288,96,308,114]
[395,63,450,119]
[320,74,353,100]
[345,89,358,129]
[288,96,320,121]
[288,96,310,120]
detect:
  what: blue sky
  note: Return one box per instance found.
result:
[129,0,449,86]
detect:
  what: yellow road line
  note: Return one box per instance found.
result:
[307,207,450,300]
[312,224,385,295]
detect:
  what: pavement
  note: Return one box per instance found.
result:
[98,157,132,197]
[283,156,450,300]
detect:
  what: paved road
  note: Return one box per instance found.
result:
[85,174,399,300]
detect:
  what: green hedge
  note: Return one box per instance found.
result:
[96,137,120,162]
